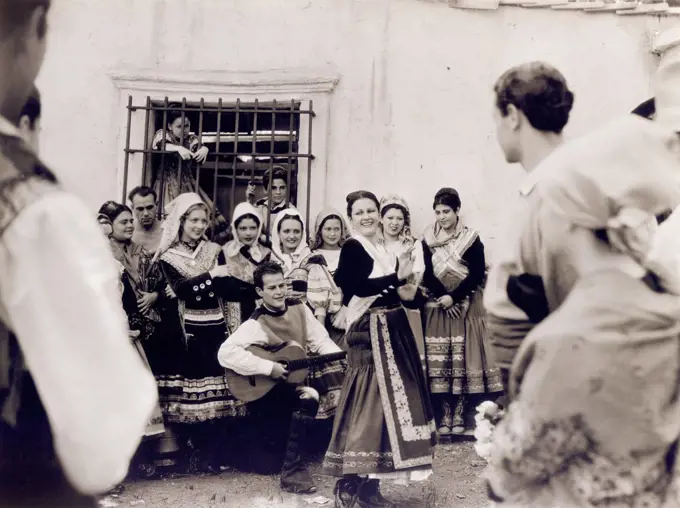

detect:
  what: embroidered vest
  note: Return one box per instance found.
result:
[252,300,308,350]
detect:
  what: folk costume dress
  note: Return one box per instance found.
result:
[151,129,228,239]
[379,195,427,375]
[310,208,350,345]
[270,208,345,419]
[154,193,250,424]
[222,202,272,325]
[322,235,436,482]
[421,221,502,431]
[115,260,165,440]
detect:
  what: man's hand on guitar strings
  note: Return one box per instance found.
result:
[270,362,289,381]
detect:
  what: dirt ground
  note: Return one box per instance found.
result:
[102,440,488,508]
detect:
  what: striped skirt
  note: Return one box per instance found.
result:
[424,291,503,395]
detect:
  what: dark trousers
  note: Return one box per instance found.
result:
[246,383,319,475]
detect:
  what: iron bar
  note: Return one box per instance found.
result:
[305,99,313,230]
[158,97,169,217]
[285,99,295,210]
[141,96,151,186]
[211,98,222,240]
[125,148,312,158]
[195,98,204,193]
[121,95,133,203]
[230,99,241,222]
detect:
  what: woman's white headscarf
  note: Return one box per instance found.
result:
[152,193,206,262]
[540,115,680,294]
[271,208,312,273]
[224,202,266,261]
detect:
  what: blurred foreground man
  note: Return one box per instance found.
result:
[0,1,157,505]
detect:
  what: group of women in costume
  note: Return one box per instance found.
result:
[93,170,502,502]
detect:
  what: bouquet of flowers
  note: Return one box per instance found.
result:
[473,401,505,461]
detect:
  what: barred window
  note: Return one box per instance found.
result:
[121,96,315,242]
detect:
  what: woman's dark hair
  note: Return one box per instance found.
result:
[235,213,260,229]
[380,203,409,221]
[98,201,132,223]
[166,104,187,126]
[433,187,461,212]
[631,98,655,120]
[263,166,288,190]
[494,62,574,134]
[253,260,284,289]
[346,190,379,217]
[277,213,304,233]
[312,214,345,249]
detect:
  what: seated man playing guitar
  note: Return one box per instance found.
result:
[218,261,342,494]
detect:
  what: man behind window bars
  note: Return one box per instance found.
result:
[0,0,157,505]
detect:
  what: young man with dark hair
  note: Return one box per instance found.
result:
[251,166,294,242]
[485,62,575,395]
[218,261,341,494]
[0,1,156,504]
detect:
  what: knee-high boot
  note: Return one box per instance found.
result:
[280,412,316,494]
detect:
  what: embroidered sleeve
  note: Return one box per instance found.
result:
[151,129,175,150]
[187,134,200,151]
[160,261,215,301]
[306,263,331,318]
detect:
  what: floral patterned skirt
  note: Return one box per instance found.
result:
[424,291,503,395]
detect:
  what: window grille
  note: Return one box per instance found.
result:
[121,96,315,241]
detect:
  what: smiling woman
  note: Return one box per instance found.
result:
[323,190,436,508]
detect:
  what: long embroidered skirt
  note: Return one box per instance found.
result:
[307,359,345,420]
[162,320,247,424]
[424,291,503,395]
[322,306,436,478]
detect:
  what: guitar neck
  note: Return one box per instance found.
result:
[287,351,346,372]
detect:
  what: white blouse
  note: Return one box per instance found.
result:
[0,190,158,495]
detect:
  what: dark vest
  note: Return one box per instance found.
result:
[0,133,96,506]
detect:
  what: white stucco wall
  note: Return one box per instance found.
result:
[38,0,674,252]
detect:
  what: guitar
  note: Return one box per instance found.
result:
[225,341,347,402]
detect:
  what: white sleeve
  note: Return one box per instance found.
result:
[217,320,275,377]
[304,306,341,355]
[0,192,158,496]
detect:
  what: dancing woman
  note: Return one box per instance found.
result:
[323,190,436,508]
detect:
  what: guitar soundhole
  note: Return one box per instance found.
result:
[279,361,289,370]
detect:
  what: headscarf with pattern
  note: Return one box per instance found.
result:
[152,192,207,263]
